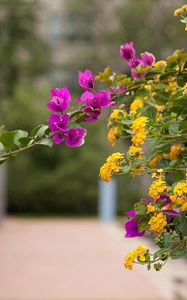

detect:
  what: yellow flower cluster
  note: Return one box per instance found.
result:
[148,212,167,234]
[127,145,143,159]
[147,203,156,213]
[170,144,183,160]
[181,202,187,211]
[107,127,119,146]
[170,181,187,205]
[174,5,187,16]
[124,246,148,270]
[109,109,126,122]
[99,152,124,182]
[131,116,149,146]
[108,108,126,146]
[154,60,167,71]
[148,178,168,200]
[130,98,144,113]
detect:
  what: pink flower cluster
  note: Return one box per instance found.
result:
[47,70,114,147]
[119,42,155,78]
[47,87,87,147]
[47,43,154,148]
[77,70,114,122]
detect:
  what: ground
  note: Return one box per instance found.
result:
[0,218,187,300]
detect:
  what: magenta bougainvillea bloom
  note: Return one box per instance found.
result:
[65,127,87,148]
[49,114,69,144]
[94,91,113,108]
[125,219,145,238]
[47,87,71,113]
[83,105,101,122]
[110,86,126,96]
[77,90,113,123]
[76,91,95,105]
[49,114,69,133]
[49,114,87,147]
[126,210,136,217]
[141,51,155,66]
[120,42,136,61]
[128,57,141,69]
[155,194,172,206]
[78,69,94,90]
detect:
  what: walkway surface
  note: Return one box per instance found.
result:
[0,218,187,300]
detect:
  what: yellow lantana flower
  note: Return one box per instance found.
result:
[99,152,124,182]
[148,212,167,234]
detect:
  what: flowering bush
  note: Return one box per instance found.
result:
[0,4,187,271]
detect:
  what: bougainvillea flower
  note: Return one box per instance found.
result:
[94,91,112,108]
[47,87,71,113]
[110,86,126,96]
[49,114,69,133]
[162,209,179,223]
[83,105,101,122]
[65,127,87,148]
[128,57,141,69]
[141,51,155,66]
[128,57,141,79]
[125,219,145,238]
[78,69,94,90]
[76,91,95,105]
[127,210,136,217]
[49,114,70,144]
[156,194,172,206]
[120,42,136,61]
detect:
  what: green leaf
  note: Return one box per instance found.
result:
[31,125,48,138]
[0,156,8,165]
[171,248,187,259]
[153,248,169,260]
[174,213,187,236]
[0,131,17,149]
[14,130,28,147]
[38,138,53,148]
[138,218,149,231]
[168,121,180,135]
[162,233,173,249]
[0,142,5,152]
[134,202,147,215]
[144,106,157,121]
[18,137,33,147]
[157,158,170,168]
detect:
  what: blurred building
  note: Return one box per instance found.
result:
[37,0,122,88]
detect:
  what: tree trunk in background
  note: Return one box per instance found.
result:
[0,164,7,220]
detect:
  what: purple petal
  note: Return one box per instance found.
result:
[52,133,65,145]
[128,57,141,69]
[141,51,155,66]
[156,195,172,206]
[125,219,145,238]
[120,42,136,61]
[126,210,136,218]
[78,69,94,90]
[76,91,95,106]
[49,114,69,132]
[94,90,111,108]
[47,86,71,113]
[83,106,101,123]
[162,209,179,223]
[65,127,87,148]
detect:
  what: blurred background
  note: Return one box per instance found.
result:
[0,1,187,299]
[1,0,186,217]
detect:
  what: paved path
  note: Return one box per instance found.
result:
[0,218,186,300]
